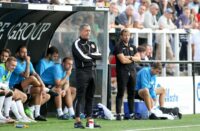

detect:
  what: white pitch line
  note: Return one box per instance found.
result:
[125,124,200,131]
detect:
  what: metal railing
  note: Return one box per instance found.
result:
[109,28,199,76]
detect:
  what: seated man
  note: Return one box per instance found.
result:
[0,56,17,123]
[9,45,50,121]
[135,62,166,118]
[41,56,75,119]
[0,48,11,63]
[35,46,58,76]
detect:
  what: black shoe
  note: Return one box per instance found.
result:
[124,114,134,120]
[35,115,47,121]
[57,114,69,120]
[74,122,85,129]
[86,122,101,128]
[149,113,159,120]
[116,114,121,120]
[48,90,58,97]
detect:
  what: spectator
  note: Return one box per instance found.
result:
[157,8,177,75]
[175,7,192,72]
[115,5,136,28]
[191,21,200,75]
[188,0,200,14]
[174,0,186,18]
[133,5,146,29]
[114,29,140,120]
[116,0,126,13]
[135,62,166,118]
[142,3,162,53]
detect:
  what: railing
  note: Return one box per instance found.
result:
[109,28,199,76]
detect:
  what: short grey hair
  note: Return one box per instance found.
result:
[79,23,90,31]
[150,3,159,9]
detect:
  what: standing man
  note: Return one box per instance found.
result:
[115,29,140,120]
[72,24,102,129]
[191,21,200,75]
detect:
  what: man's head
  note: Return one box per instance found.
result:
[5,56,17,72]
[16,45,28,60]
[164,8,173,19]
[183,7,191,18]
[125,5,134,17]
[138,5,146,15]
[120,29,131,44]
[144,44,152,58]
[62,56,73,71]
[150,3,159,16]
[137,46,146,59]
[79,24,91,40]
[0,48,11,63]
[46,46,59,62]
[151,62,162,75]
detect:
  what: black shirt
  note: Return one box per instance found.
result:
[114,41,137,72]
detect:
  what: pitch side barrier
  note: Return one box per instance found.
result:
[108,60,200,114]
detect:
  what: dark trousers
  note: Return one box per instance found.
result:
[116,70,136,114]
[75,69,96,118]
[179,41,188,71]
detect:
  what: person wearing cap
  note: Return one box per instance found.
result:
[157,8,177,76]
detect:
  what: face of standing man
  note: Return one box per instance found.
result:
[80,25,91,40]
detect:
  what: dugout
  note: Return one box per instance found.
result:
[0,3,109,107]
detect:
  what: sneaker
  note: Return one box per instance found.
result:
[25,107,34,120]
[17,117,31,123]
[149,113,159,120]
[74,122,85,129]
[58,114,69,120]
[35,115,47,121]
[48,89,59,97]
[116,114,121,120]
[86,121,101,128]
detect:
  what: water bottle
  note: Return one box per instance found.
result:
[88,119,94,129]
[15,124,29,128]
[179,20,182,29]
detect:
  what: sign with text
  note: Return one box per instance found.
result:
[157,77,193,114]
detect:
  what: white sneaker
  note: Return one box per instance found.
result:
[26,117,37,123]
[150,108,163,117]
[17,117,31,123]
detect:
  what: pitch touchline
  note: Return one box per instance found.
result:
[125,124,200,131]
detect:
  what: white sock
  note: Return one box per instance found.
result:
[16,100,27,118]
[10,101,22,120]
[0,96,5,111]
[57,108,63,116]
[63,106,68,114]
[29,106,35,113]
[3,96,12,117]
[68,107,75,116]
[0,96,6,119]
[35,105,41,117]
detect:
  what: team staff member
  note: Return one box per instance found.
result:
[72,24,102,129]
[0,49,11,63]
[135,62,166,118]
[115,29,140,120]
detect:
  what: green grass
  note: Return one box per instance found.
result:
[1,114,200,131]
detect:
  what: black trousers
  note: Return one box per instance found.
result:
[116,70,136,114]
[75,68,96,118]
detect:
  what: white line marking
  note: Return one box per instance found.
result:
[125,124,200,131]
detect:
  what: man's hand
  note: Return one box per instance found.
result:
[61,90,66,97]
[66,66,72,76]
[25,56,31,63]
